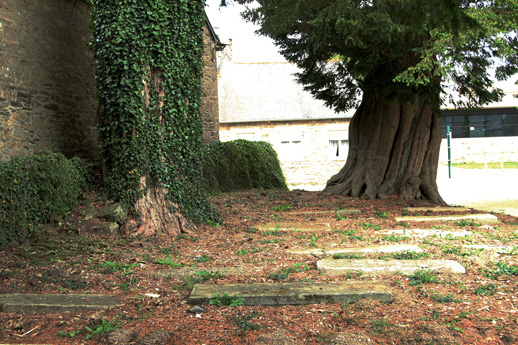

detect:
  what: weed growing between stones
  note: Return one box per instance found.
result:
[272,204,291,212]
[473,283,499,296]
[181,270,224,289]
[382,234,409,242]
[84,314,125,340]
[389,250,429,260]
[483,262,518,279]
[455,220,481,227]
[370,317,398,335]
[209,293,244,307]
[407,269,439,286]
[333,253,365,259]
[155,255,183,268]
[375,210,387,218]
[98,261,137,276]
[233,311,263,336]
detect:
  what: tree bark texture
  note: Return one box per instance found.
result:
[121,176,196,238]
[324,93,445,204]
[117,68,196,238]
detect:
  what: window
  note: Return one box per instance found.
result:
[441,108,518,138]
[277,131,304,161]
[329,140,349,159]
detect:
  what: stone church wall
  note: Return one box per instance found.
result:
[0,0,97,162]
[0,0,220,162]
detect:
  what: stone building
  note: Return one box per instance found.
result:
[218,60,518,190]
[218,61,355,189]
[201,16,224,144]
[0,0,222,162]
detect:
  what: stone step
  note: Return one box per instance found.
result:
[257,222,331,232]
[189,282,391,306]
[288,244,423,256]
[395,213,498,224]
[152,266,261,279]
[405,207,472,213]
[378,229,473,238]
[288,208,362,215]
[463,244,518,254]
[0,294,121,314]
[317,259,465,275]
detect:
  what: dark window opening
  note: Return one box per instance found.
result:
[441,109,518,138]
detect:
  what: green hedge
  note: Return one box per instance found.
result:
[202,140,287,193]
[0,151,87,247]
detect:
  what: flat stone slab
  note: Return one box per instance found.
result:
[289,209,362,215]
[289,244,423,256]
[378,229,473,238]
[394,213,498,224]
[152,266,260,278]
[189,282,391,306]
[0,294,121,314]
[463,245,518,254]
[257,222,331,232]
[317,259,465,275]
[406,207,472,213]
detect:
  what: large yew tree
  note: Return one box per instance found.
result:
[233,0,518,203]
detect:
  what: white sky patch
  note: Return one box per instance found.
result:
[205,0,286,63]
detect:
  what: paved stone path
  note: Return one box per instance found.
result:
[189,282,392,306]
[3,209,494,312]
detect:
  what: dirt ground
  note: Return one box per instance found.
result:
[1,189,518,344]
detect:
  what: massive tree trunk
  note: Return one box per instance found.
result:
[122,176,196,237]
[324,93,445,204]
[119,68,197,238]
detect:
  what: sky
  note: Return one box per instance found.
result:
[204,0,517,107]
[204,0,285,63]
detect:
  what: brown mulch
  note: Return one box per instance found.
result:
[1,189,518,344]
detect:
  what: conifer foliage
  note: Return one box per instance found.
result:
[229,0,518,202]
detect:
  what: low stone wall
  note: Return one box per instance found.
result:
[439,137,518,163]
[221,122,518,188]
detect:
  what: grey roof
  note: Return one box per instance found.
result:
[219,62,354,123]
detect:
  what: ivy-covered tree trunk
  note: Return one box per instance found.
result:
[91,0,219,238]
[324,93,445,204]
